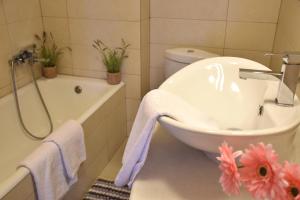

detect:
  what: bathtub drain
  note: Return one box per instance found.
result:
[74,86,82,94]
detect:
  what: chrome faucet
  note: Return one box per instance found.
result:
[239,52,300,106]
[9,44,49,66]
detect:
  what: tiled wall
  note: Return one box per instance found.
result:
[150,0,282,89]
[0,0,43,98]
[271,0,300,71]
[40,0,150,133]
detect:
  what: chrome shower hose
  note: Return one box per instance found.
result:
[10,61,53,140]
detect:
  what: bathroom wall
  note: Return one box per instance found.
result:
[271,0,300,71]
[150,0,282,89]
[40,0,150,133]
[0,0,43,98]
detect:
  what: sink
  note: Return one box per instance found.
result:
[159,57,300,160]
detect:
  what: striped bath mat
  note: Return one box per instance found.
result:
[83,179,131,200]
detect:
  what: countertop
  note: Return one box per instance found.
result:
[130,125,300,200]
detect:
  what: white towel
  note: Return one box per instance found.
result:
[19,142,77,200]
[43,120,86,180]
[115,89,219,187]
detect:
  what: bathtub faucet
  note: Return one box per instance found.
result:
[9,44,49,66]
[239,52,300,106]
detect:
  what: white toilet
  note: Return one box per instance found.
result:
[164,48,219,78]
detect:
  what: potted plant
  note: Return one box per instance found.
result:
[34,32,71,78]
[93,39,130,85]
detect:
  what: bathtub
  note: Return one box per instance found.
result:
[0,75,127,199]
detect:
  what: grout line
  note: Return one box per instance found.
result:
[269,0,284,68]
[222,0,230,55]
[37,0,46,31]
[151,17,278,25]
[57,15,140,23]
[65,0,74,75]
[149,42,272,53]
[1,0,14,54]
[42,16,277,25]
[271,0,284,54]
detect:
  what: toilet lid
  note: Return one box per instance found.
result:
[165,48,219,64]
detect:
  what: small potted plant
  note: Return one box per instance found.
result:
[93,39,130,85]
[34,32,71,78]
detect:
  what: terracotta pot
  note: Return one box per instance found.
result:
[107,72,121,85]
[42,66,57,78]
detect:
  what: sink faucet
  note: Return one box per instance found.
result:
[239,52,300,106]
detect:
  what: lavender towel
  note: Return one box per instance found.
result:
[115,89,219,187]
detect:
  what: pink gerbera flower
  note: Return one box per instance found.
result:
[217,142,242,196]
[283,162,300,200]
[239,143,288,200]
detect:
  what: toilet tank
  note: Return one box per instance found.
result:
[164,48,218,78]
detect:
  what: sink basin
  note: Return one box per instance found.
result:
[159,57,300,160]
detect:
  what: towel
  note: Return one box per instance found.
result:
[19,142,77,200]
[43,120,86,181]
[115,89,219,187]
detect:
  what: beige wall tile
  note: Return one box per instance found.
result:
[150,18,226,48]
[73,68,106,79]
[271,0,300,72]
[72,44,105,71]
[0,24,12,88]
[0,1,44,98]
[141,19,150,96]
[150,67,165,89]
[3,0,41,23]
[71,44,140,75]
[151,0,228,20]
[223,49,271,67]
[126,99,140,121]
[67,0,140,21]
[150,44,177,68]
[228,0,281,23]
[225,22,276,51]
[141,0,150,20]
[40,0,67,17]
[43,17,70,43]
[69,19,141,49]
[57,66,73,75]
[0,1,6,25]
[7,18,43,51]
[141,19,150,52]
[56,42,73,68]
[123,75,141,99]
[273,0,300,53]
[121,49,141,75]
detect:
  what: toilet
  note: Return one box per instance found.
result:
[164,48,219,78]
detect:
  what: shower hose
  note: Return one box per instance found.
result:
[10,60,53,140]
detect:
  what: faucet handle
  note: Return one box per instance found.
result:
[264,52,300,65]
[284,52,300,65]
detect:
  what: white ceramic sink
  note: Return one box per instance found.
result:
[159,57,300,160]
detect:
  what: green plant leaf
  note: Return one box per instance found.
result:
[92,39,130,73]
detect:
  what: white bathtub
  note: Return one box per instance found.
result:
[0,75,124,198]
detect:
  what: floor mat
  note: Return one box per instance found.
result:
[83,179,131,200]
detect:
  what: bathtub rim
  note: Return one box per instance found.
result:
[0,75,124,199]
